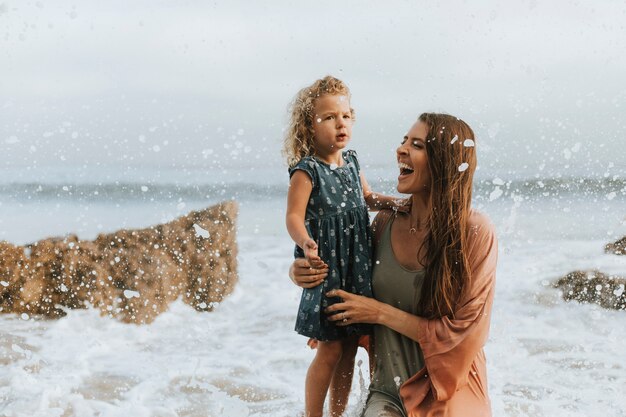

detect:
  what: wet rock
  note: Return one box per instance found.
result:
[605,236,626,255]
[553,270,626,310]
[0,201,238,323]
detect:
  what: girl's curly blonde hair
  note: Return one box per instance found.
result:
[282,75,354,167]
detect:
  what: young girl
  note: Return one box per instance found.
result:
[284,76,396,417]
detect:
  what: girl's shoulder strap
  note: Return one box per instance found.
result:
[343,149,360,171]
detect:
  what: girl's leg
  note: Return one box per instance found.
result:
[329,335,359,417]
[305,340,343,417]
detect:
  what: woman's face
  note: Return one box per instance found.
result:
[396,120,431,195]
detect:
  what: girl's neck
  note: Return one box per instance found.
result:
[314,150,343,166]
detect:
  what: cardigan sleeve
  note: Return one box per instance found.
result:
[400,212,498,403]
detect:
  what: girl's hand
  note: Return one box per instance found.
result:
[301,238,322,266]
[325,289,382,326]
[307,338,319,349]
[289,258,329,288]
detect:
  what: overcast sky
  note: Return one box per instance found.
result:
[2,0,625,180]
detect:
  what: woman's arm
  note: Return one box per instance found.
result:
[325,288,424,341]
[360,171,399,211]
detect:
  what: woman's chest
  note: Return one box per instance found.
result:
[372,250,425,313]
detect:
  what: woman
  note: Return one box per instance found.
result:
[290,113,498,417]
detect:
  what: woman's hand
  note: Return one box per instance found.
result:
[289,258,329,288]
[325,289,383,326]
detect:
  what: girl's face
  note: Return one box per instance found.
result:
[311,94,353,159]
[396,120,431,195]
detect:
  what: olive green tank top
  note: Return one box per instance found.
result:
[369,216,426,399]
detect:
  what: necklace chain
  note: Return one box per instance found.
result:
[408,215,425,234]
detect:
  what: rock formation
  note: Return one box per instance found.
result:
[605,236,626,255]
[0,201,238,324]
[553,270,626,310]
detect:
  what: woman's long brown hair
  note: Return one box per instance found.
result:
[417,113,477,319]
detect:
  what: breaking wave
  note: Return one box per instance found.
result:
[1,177,624,203]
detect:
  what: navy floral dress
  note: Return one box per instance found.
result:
[289,150,373,341]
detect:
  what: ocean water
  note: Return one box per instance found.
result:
[1,167,625,416]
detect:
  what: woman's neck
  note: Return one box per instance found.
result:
[409,193,430,231]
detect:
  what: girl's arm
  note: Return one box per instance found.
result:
[360,171,399,211]
[286,170,322,266]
